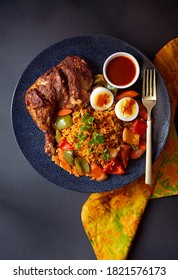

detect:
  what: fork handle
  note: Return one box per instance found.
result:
[145,119,152,185]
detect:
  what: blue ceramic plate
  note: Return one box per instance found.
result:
[11,35,171,192]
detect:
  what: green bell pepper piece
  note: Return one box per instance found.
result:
[55,130,61,143]
[64,150,74,166]
[75,156,90,175]
[55,115,73,130]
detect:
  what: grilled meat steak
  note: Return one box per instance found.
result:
[25,56,93,155]
[59,56,93,109]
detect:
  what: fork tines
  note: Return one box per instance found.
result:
[142,69,156,100]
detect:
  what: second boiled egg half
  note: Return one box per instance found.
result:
[115,97,139,121]
[90,87,114,110]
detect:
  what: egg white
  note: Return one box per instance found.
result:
[90,87,114,110]
[115,97,139,121]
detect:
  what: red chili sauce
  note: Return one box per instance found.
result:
[106,56,136,86]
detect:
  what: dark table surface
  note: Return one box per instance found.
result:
[0,0,178,260]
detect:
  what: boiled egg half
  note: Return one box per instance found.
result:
[90,86,114,110]
[115,97,139,121]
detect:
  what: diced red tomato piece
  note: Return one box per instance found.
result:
[58,139,73,150]
[132,118,147,138]
[138,138,146,150]
[103,159,125,175]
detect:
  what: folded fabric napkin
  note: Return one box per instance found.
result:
[81,38,178,260]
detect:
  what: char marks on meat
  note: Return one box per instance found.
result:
[25,56,93,155]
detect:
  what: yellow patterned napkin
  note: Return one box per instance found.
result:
[81,38,178,260]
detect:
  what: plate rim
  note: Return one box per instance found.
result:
[11,34,171,192]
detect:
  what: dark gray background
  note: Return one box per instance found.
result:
[0,0,178,260]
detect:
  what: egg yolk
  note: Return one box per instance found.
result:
[95,92,111,107]
[120,98,136,117]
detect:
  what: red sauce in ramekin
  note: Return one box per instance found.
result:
[106,56,136,86]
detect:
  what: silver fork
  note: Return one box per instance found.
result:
[142,69,157,185]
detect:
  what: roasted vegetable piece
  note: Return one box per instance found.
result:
[120,144,131,168]
[90,163,108,182]
[58,139,73,150]
[132,118,147,138]
[115,90,139,101]
[130,139,146,159]
[55,130,61,143]
[75,156,90,175]
[108,147,120,159]
[103,159,125,175]
[105,83,118,96]
[57,148,72,172]
[93,74,118,95]
[75,158,84,175]
[123,127,140,145]
[64,150,74,166]
[57,108,73,117]
[55,115,73,130]
[93,74,105,86]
